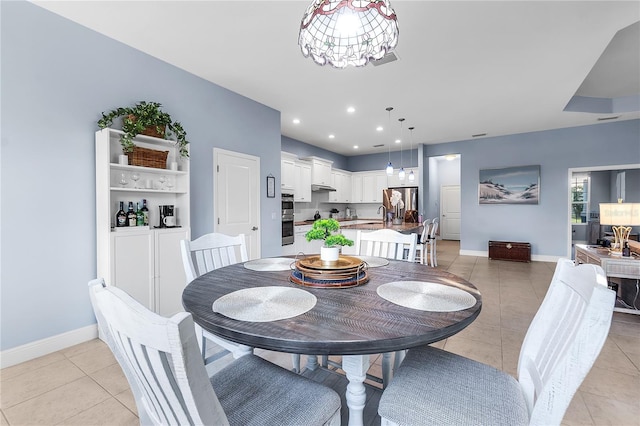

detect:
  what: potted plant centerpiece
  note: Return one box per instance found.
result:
[305,218,354,264]
[97,101,189,161]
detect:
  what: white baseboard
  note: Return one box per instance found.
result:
[459,250,562,263]
[1,324,98,369]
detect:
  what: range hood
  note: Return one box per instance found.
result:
[311,184,337,192]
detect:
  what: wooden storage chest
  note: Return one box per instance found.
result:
[488,240,531,262]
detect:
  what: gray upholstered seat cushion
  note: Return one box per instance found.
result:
[379,345,529,426]
[212,354,341,426]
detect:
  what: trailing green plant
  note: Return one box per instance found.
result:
[305,218,354,247]
[97,101,189,158]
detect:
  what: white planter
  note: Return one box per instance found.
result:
[320,246,340,264]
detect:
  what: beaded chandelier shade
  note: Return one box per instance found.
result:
[299,0,399,68]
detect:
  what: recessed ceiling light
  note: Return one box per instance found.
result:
[376,126,383,132]
[445,154,457,161]
[395,139,401,144]
[328,134,335,139]
[293,118,300,124]
[347,106,355,113]
[353,145,359,149]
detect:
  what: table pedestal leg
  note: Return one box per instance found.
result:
[306,354,319,371]
[382,352,393,388]
[342,355,369,426]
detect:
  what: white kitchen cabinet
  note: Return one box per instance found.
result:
[294,161,312,202]
[352,171,387,203]
[96,128,190,317]
[387,167,419,188]
[329,169,352,203]
[281,152,297,191]
[304,156,333,186]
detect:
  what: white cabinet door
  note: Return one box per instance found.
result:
[294,162,312,202]
[362,174,376,203]
[111,231,155,310]
[329,171,340,202]
[155,229,189,317]
[281,158,295,191]
[341,173,352,203]
[309,158,332,186]
[374,173,388,202]
[352,175,363,203]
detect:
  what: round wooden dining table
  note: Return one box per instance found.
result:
[182,256,482,426]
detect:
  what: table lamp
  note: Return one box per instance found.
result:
[599,201,640,254]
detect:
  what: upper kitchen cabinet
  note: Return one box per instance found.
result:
[294,160,312,202]
[304,156,333,186]
[281,152,297,192]
[329,169,352,203]
[387,167,419,188]
[352,171,387,203]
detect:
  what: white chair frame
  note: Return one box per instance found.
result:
[88,280,341,426]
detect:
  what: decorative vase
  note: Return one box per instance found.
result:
[320,246,340,264]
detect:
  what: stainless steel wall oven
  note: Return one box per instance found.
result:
[282,193,294,246]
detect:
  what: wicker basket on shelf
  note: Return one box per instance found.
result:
[127,146,169,169]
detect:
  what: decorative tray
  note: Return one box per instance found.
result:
[290,255,369,288]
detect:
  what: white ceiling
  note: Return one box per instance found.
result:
[33,1,640,156]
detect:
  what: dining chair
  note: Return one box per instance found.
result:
[354,228,418,262]
[180,232,302,372]
[415,221,436,266]
[378,258,615,426]
[320,228,418,387]
[88,280,341,426]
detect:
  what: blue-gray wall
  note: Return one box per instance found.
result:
[281,136,349,170]
[347,150,419,172]
[422,120,640,257]
[1,2,282,351]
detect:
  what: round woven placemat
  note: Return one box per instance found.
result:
[212,287,316,322]
[243,257,294,272]
[377,281,476,312]
[353,255,390,268]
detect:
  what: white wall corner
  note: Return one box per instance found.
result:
[0,324,98,369]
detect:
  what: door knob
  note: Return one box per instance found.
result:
[251,226,259,231]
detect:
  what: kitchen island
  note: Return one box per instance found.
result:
[287,219,423,256]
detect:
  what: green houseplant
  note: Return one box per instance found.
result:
[97,101,189,158]
[306,218,353,263]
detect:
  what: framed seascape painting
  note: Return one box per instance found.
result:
[479,165,540,204]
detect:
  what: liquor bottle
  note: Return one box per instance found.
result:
[141,199,149,226]
[127,202,136,227]
[622,242,631,257]
[136,202,144,226]
[115,201,127,227]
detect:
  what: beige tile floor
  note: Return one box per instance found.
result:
[1,240,639,425]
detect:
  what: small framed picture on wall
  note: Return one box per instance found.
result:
[267,175,275,198]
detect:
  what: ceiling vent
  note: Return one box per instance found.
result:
[472,133,487,138]
[371,51,399,67]
[597,116,620,121]
[373,144,384,148]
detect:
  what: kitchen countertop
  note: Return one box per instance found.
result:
[294,219,422,234]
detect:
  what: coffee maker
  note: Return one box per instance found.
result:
[159,205,175,228]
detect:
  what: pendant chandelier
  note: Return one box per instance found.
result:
[408,126,415,182]
[298,0,399,68]
[398,118,405,181]
[385,107,394,175]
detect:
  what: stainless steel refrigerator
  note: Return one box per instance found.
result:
[383,187,419,223]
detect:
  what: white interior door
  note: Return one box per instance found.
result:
[440,185,461,240]
[213,148,261,259]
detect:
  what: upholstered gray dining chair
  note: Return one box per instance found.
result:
[88,279,341,426]
[378,259,615,425]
